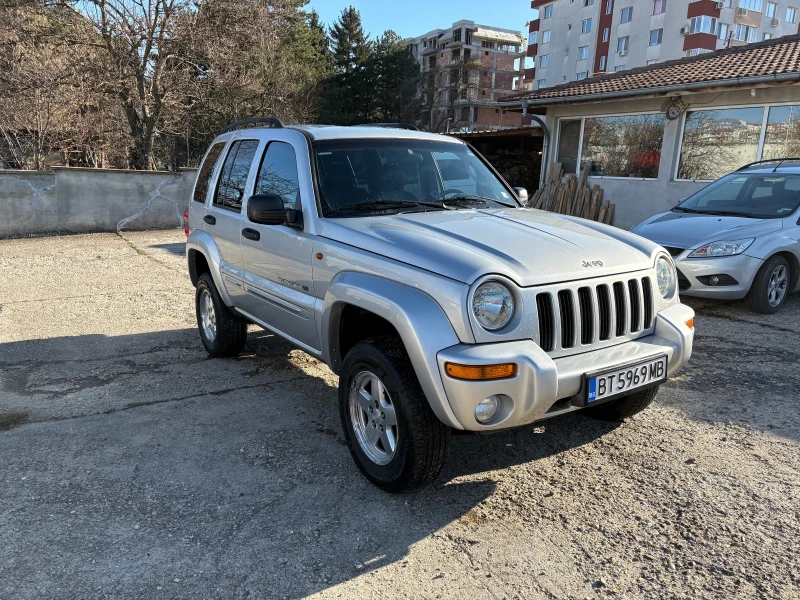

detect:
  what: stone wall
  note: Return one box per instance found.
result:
[0,167,197,238]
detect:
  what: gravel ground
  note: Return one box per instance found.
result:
[0,230,798,600]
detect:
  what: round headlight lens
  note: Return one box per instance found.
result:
[472,281,514,331]
[656,256,677,298]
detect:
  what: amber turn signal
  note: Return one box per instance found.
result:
[444,362,518,381]
[685,318,694,330]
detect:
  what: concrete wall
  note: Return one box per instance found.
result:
[0,167,197,238]
[542,85,800,229]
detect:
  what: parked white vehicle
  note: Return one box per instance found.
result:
[186,118,695,491]
[633,159,800,313]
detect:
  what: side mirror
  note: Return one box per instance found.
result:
[246,194,303,229]
[513,187,529,205]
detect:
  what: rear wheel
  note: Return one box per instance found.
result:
[338,336,450,492]
[195,273,247,357]
[583,385,660,421]
[746,255,791,314]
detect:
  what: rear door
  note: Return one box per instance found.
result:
[206,138,260,301]
[239,138,319,352]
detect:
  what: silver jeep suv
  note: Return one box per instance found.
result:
[186,118,695,492]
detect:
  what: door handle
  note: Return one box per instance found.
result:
[203,215,216,225]
[242,228,260,241]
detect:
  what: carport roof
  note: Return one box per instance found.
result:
[504,35,800,106]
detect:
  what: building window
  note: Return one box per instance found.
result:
[734,23,758,42]
[543,4,554,18]
[678,107,765,180]
[718,22,729,40]
[646,59,659,65]
[766,2,777,17]
[620,6,633,23]
[528,31,537,45]
[557,119,582,174]
[690,16,717,34]
[787,7,797,22]
[603,27,610,42]
[687,48,712,56]
[482,41,495,48]
[606,0,612,14]
[579,115,665,178]
[763,105,800,160]
[581,18,593,33]
[576,71,588,80]
[649,28,663,45]
[578,45,589,60]
[537,78,547,89]
[614,64,626,71]
[653,0,667,15]
[453,29,462,42]
[617,36,629,53]
[542,30,552,44]
[584,0,594,5]
[738,0,762,10]
[763,32,773,39]
[539,54,549,68]
[599,55,607,69]
[565,47,570,55]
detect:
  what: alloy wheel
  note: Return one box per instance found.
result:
[767,264,789,308]
[199,288,217,342]
[348,371,398,465]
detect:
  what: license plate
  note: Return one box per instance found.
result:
[586,355,668,404]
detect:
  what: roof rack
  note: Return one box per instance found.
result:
[737,158,800,171]
[353,123,420,131]
[221,117,284,134]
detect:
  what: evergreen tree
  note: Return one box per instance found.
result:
[329,6,371,74]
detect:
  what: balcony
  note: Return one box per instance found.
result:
[686,0,722,19]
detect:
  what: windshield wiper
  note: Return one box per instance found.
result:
[327,199,447,215]
[443,195,516,208]
[673,206,704,213]
[674,207,761,218]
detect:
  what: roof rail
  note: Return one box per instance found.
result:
[221,117,284,134]
[353,123,420,131]
[736,157,800,171]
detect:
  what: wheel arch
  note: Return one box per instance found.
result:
[322,272,465,429]
[185,230,234,306]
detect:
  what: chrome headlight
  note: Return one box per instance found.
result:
[656,256,677,299]
[472,281,514,331]
[688,238,755,258]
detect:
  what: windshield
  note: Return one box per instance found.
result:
[676,172,800,218]
[313,139,517,217]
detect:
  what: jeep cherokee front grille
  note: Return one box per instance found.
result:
[535,276,655,354]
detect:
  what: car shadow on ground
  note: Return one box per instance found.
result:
[0,327,616,598]
[149,241,186,256]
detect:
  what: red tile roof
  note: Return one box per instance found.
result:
[504,35,800,105]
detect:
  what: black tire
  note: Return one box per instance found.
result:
[195,272,247,358]
[338,336,450,493]
[583,385,660,421]
[746,255,791,314]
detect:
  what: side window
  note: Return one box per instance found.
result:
[192,142,225,204]
[214,140,259,212]
[254,142,301,210]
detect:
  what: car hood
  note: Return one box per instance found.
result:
[319,208,659,287]
[632,211,783,249]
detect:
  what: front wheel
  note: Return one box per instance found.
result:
[338,336,450,492]
[583,385,660,421]
[746,255,791,314]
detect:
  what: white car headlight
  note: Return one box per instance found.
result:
[656,256,677,299]
[472,281,514,331]
[688,238,755,258]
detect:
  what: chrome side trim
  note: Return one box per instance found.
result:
[245,285,306,317]
[235,308,322,356]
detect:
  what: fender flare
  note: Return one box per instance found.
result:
[186,230,234,307]
[322,272,465,429]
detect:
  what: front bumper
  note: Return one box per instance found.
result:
[675,254,763,300]
[436,304,694,431]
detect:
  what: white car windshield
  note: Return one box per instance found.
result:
[313,139,517,217]
[676,173,800,218]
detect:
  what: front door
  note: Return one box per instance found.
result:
[207,138,260,302]
[239,140,319,353]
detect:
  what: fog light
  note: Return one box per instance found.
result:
[709,275,719,286]
[475,396,500,424]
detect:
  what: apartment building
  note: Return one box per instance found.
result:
[524,0,800,91]
[406,20,526,131]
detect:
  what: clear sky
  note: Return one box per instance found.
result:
[306,0,532,40]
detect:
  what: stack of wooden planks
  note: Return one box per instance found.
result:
[528,163,616,226]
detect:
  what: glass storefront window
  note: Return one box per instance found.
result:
[762,105,800,160]
[582,115,665,178]
[678,107,764,180]
[556,119,582,175]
